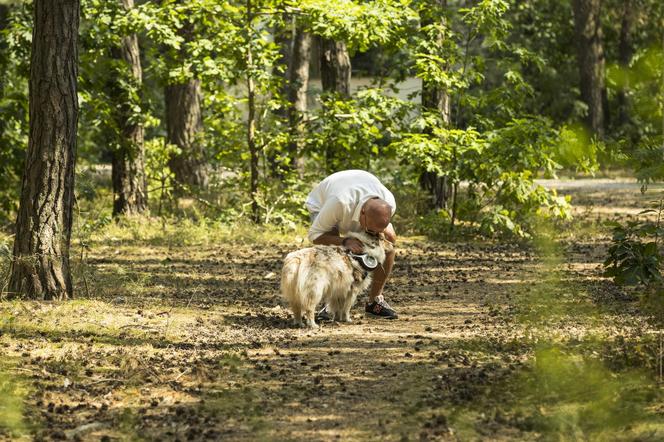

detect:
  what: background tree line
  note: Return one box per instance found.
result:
[0,0,663,299]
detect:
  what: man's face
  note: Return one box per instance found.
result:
[360,209,386,236]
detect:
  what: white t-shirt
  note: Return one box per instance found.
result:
[305,170,396,242]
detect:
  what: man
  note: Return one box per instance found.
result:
[305,169,398,319]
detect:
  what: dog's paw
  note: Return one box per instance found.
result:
[338,312,353,323]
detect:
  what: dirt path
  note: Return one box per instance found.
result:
[1,182,663,441]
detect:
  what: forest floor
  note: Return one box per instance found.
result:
[1,180,664,441]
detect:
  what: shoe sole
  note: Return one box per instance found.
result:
[365,312,398,319]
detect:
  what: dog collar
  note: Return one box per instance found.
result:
[348,252,379,271]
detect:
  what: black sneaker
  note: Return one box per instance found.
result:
[365,299,398,319]
[315,306,333,322]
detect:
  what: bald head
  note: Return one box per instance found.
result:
[362,198,392,233]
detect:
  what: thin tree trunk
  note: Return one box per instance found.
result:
[286,26,312,174]
[110,0,147,216]
[320,37,351,172]
[572,0,606,139]
[320,38,351,97]
[421,0,452,211]
[267,14,292,177]
[166,79,207,189]
[8,0,79,300]
[616,0,633,127]
[247,0,259,223]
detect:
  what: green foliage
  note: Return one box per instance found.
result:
[299,0,417,51]
[0,3,30,226]
[0,0,660,240]
[308,88,412,173]
[604,202,664,286]
[393,115,575,237]
[145,138,179,215]
[518,345,654,438]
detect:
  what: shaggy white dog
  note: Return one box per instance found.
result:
[280,232,393,328]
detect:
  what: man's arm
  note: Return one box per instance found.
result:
[312,227,343,246]
[313,229,364,253]
[308,198,343,243]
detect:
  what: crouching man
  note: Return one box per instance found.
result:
[305,169,398,319]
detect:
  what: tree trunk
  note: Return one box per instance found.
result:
[8,0,79,300]
[285,26,312,174]
[247,0,259,223]
[617,0,633,127]
[572,0,606,139]
[274,15,292,111]
[267,14,292,177]
[420,1,452,210]
[110,0,147,216]
[320,37,351,172]
[166,79,208,189]
[320,38,351,97]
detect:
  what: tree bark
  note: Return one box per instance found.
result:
[247,0,259,223]
[285,26,312,174]
[320,38,351,97]
[8,0,79,300]
[166,79,207,189]
[267,15,291,176]
[320,37,351,172]
[420,0,452,210]
[572,0,606,139]
[166,18,208,190]
[110,0,147,216]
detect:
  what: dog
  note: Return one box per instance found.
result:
[280,231,393,328]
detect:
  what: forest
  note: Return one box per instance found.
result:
[1,0,664,440]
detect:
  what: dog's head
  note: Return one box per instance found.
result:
[347,231,393,264]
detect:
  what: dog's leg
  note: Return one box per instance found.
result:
[291,305,303,328]
[340,288,360,323]
[341,307,352,323]
[304,308,318,328]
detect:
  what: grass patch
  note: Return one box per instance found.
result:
[84,215,308,249]
[0,358,31,439]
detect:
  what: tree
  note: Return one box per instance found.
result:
[268,13,292,176]
[319,37,351,173]
[616,0,634,127]
[246,0,260,222]
[320,38,351,97]
[572,0,606,138]
[166,79,207,190]
[110,0,148,216]
[267,14,310,177]
[165,12,208,190]
[8,0,79,299]
[420,0,452,210]
[285,23,312,174]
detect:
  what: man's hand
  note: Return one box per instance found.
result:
[342,237,364,254]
